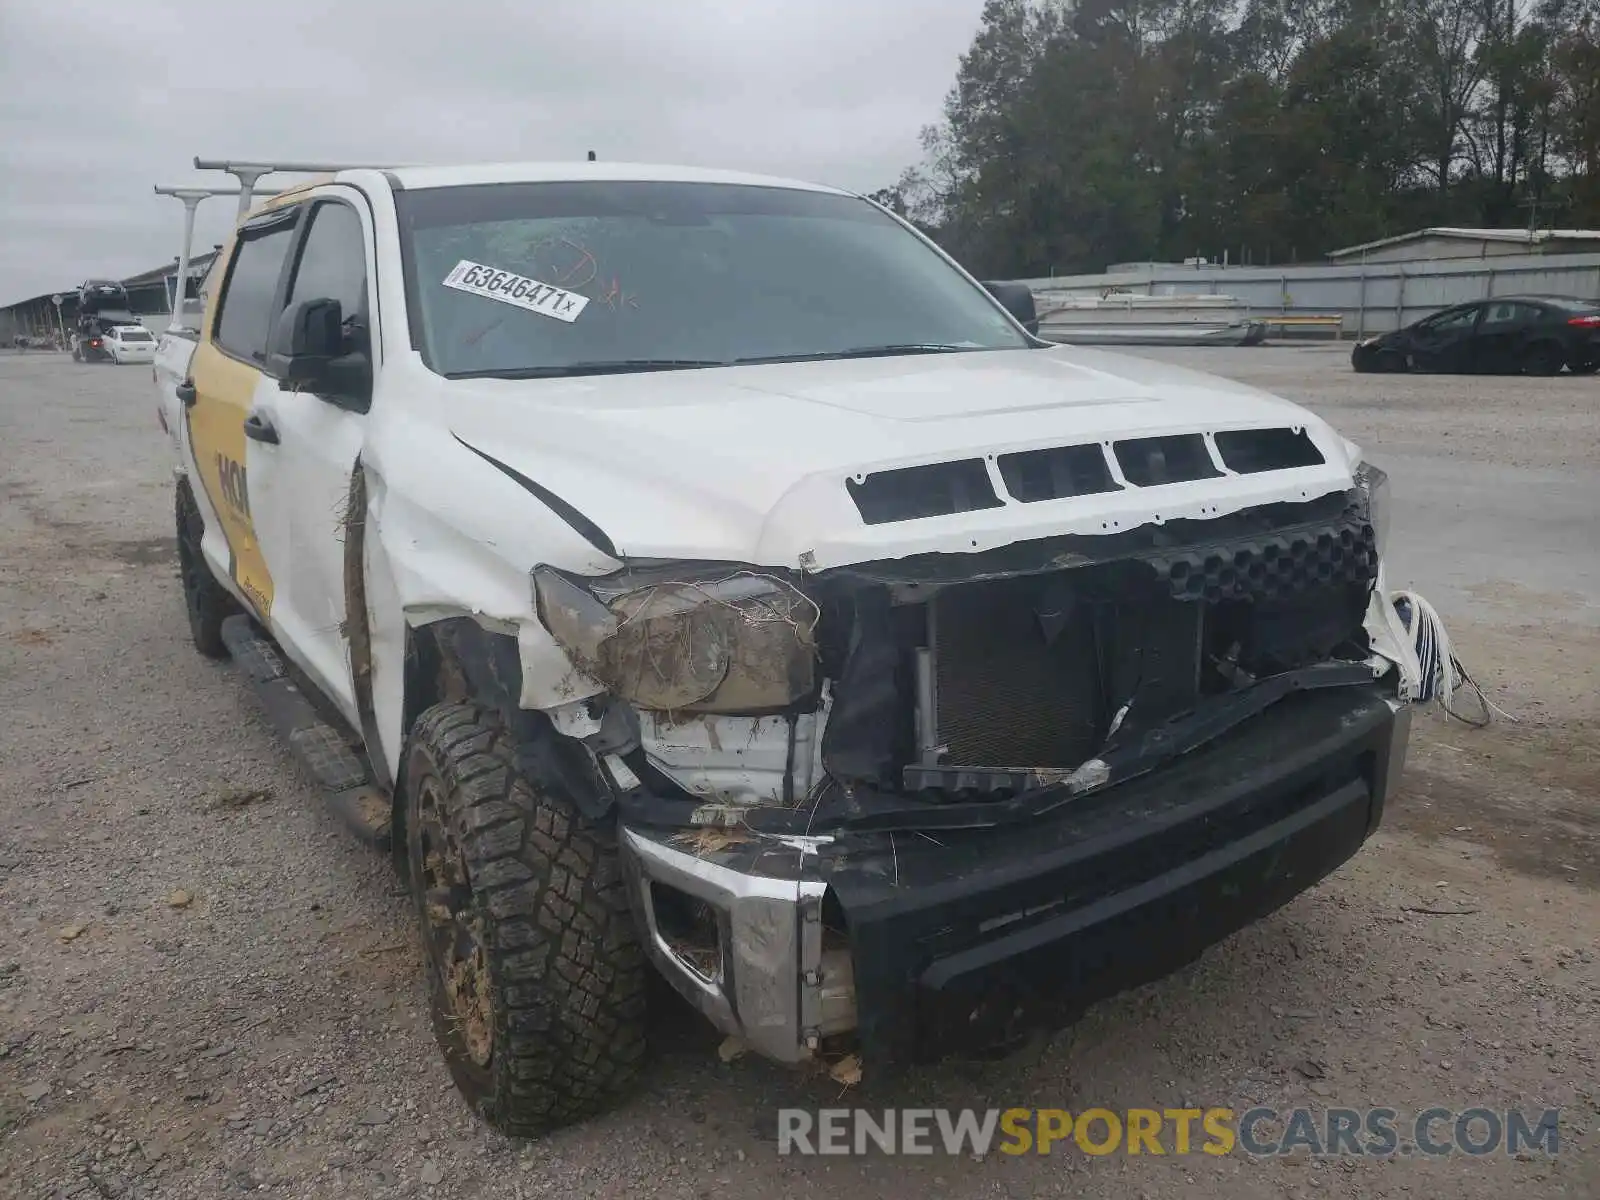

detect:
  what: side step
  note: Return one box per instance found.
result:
[220,615,392,852]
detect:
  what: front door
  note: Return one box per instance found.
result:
[185,205,303,620]
[243,191,378,729]
[1408,304,1482,373]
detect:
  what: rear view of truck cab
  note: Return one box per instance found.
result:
[153,159,1420,1136]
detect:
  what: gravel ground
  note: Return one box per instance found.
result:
[1,345,1596,1199]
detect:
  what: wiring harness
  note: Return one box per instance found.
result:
[1392,590,1516,728]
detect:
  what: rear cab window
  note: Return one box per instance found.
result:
[213,209,300,362]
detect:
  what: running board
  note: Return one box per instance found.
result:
[219,615,392,851]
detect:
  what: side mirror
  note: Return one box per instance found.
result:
[265,298,371,408]
[982,281,1040,337]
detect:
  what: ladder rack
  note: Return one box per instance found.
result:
[152,157,407,333]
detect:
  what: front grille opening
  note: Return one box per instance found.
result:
[930,576,1105,769]
[1114,434,1221,486]
[997,444,1120,503]
[1214,427,1326,473]
[848,460,1004,525]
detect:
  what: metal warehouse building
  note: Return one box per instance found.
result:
[1325,227,1600,265]
[2,250,219,343]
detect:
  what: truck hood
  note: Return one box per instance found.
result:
[437,346,1359,570]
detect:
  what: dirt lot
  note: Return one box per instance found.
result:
[1,344,1596,1199]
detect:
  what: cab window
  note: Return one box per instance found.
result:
[214,212,299,362]
[1481,301,1540,328]
[285,202,368,326]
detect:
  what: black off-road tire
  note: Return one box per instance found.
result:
[403,702,648,1135]
[175,482,234,658]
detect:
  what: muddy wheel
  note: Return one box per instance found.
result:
[175,482,234,658]
[403,703,648,1135]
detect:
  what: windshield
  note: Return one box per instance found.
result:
[395,181,1030,378]
[119,328,153,342]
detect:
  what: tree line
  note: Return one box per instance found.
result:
[874,0,1600,277]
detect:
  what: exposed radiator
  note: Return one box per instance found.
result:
[925,576,1103,770]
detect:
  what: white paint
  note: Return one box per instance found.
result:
[441,260,589,323]
[245,185,381,733]
[547,698,603,739]
[153,334,192,468]
[435,348,1356,570]
[385,161,846,195]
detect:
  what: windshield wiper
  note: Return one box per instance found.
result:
[444,359,727,380]
[730,344,975,366]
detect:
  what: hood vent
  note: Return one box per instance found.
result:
[1113,434,1221,486]
[1214,427,1326,473]
[848,459,1004,525]
[845,427,1331,526]
[997,443,1119,503]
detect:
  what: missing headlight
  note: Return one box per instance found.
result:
[534,565,819,712]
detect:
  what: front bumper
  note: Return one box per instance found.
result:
[620,684,1410,1064]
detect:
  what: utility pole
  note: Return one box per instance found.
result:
[1517,194,1570,249]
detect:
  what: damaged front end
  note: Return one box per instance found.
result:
[526,463,1414,1065]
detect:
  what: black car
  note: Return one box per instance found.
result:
[77,279,130,315]
[1351,294,1600,376]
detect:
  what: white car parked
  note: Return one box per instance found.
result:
[153,157,1429,1136]
[104,324,156,364]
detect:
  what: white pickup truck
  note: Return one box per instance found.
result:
[153,158,1426,1135]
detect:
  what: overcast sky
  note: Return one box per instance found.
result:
[0,0,980,303]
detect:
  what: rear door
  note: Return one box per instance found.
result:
[185,204,303,619]
[1408,304,1482,373]
[1471,300,1541,374]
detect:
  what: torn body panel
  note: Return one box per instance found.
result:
[640,709,826,807]
[1363,562,1425,700]
[353,417,618,779]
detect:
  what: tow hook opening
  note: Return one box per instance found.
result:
[651,880,723,985]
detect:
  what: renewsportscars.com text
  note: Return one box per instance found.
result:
[776,1106,1561,1158]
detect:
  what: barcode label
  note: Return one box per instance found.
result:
[441,260,590,323]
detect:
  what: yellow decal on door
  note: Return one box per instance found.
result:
[186,339,275,618]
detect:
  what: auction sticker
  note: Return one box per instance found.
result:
[442,260,590,323]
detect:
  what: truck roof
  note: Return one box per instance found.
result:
[376,161,849,195]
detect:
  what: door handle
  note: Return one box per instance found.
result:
[176,379,197,407]
[242,409,280,445]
